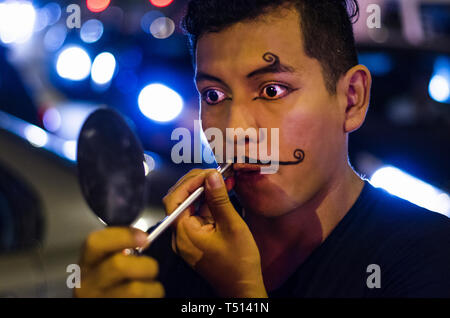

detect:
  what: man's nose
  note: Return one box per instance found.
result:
[225,101,259,145]
[228,99,258,127]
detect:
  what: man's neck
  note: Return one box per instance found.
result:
[246,165,365,291]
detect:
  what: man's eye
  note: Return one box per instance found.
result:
[260,84,291,100]
[201,89,227,105]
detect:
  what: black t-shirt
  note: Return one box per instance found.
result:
[145,181,450,297]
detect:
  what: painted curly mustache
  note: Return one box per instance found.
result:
[233,149,305,166]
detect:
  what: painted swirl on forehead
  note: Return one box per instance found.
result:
[234,149,305,166]
[262,52,295,73]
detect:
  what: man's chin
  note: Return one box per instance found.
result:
[234,190,290,218]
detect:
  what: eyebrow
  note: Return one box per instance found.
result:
[195,62,296,85]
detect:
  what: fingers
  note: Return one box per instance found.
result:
[102,281,165,298]
[82,227,148,268]
[197,203,214,224]
[163,168,241,235]
[173,216,205,267]
[204,171,243,231]
[77,227,164,298]
[162,170,208,214]
[166,169,208,195]
[162,169,219,231]
[93,253,159,289]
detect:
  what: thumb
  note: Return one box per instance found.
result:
[204,171,242,230]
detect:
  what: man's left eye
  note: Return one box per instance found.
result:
[260,84,290,100]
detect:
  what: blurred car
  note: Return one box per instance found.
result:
[0,111,103,297]
[0,110,181,297]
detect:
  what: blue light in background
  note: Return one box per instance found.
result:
[115,69,138,94]
[0,1,36,44]
[56,46,92,81]
[24,125,48,148]
[118,47,143,69]
[52,102,98,140]
[43,2,61,26]
[44,24,67,52]
[0,110,77,163]
[80,19,104,44]
[143,153,156,176]
[429,75,450,103]
[62,140,77,162]
[43,107,62,132]
[34,7,50,33]
[370,166,450,216]
[140,10,165,34]
[91,52,116,85]
[358,52,393,77]
[138,83,183,122]
[429,56,450,104]
[150,17,175,39]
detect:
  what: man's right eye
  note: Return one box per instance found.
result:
[201,89,227,105]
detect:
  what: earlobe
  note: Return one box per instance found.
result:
[343,65,372,133]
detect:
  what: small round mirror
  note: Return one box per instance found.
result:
[77,108,146,226]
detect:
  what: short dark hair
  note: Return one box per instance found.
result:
[182,0,360,93]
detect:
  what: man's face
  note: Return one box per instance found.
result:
[195,8,348,217]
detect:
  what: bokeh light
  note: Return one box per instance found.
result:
[34,8,50,33]
[371,166,450,216]
[149,0,174,8]
[63,140,77,162]
[43,2,61,26]
[0,1,36,44]
[429,75,450,103]
[144,153,156,176]
[24,125,48,148]
[44,24,67,52]
[150,17,175,39]
[91,52,117,85]
[358,53,393,77]
[138,84,183,122]
[428,56,450,104]
[141,10,165,34]
[54,103,98,140]
[43,108,62,132]
[80,19,104,44]
[56,47,92,81]
[87,0,111,13]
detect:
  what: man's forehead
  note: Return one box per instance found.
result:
[195,8,305,75]
[195,52,300,85]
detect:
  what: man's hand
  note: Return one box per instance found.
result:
[75,227,165,298]
[163,169,267,298]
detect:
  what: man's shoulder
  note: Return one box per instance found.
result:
[356,184,450,297]
[364,183,450,235]
[355,183,450,254]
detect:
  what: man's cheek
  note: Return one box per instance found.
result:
[280,111,317,151]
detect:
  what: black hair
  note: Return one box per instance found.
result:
[182,0,360,93]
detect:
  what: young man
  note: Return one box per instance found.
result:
[76,0,450,298]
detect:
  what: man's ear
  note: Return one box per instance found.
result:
[338,64,372,133]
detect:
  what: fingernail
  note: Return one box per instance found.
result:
[134,231,147,246]
[207,172,223,190]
